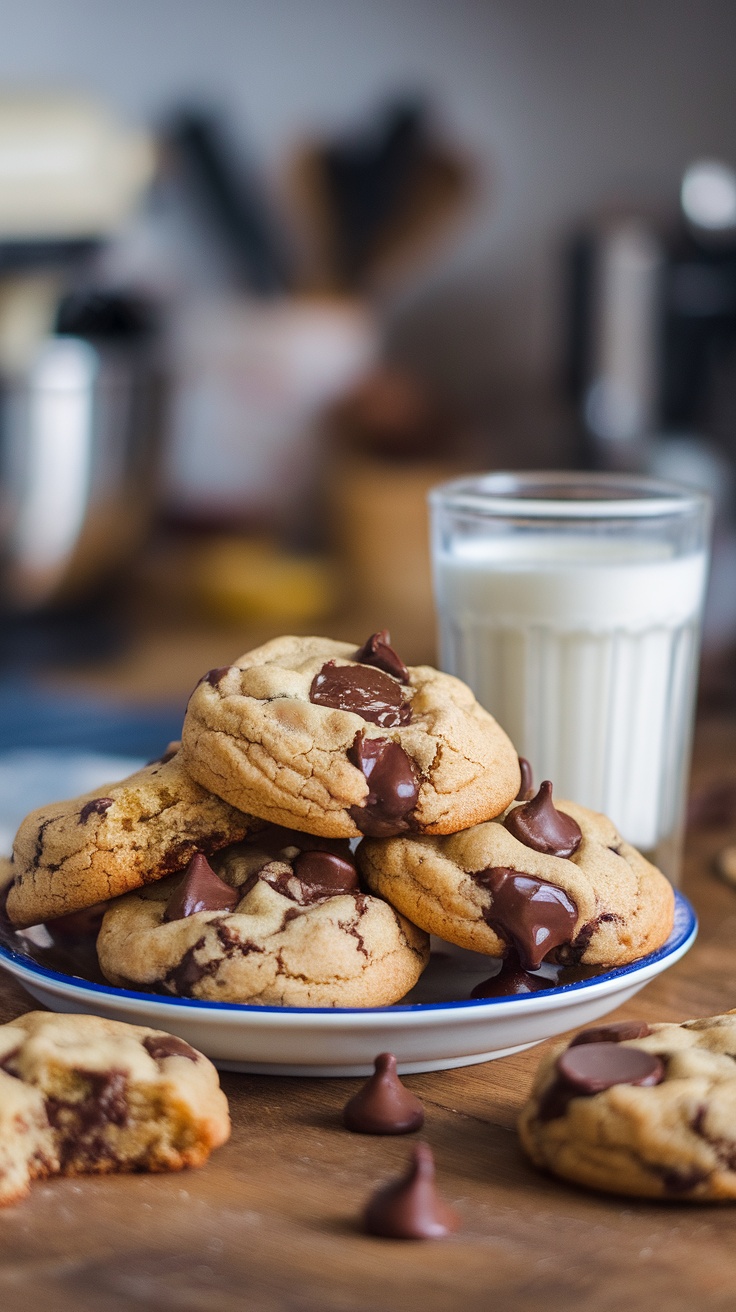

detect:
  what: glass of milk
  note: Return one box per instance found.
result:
[429,472,712,882]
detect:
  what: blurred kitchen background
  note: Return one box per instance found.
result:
[3,0,736,770]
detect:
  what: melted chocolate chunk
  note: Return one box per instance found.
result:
[473,866,578,970]
[310,661,411,728]
[164,854,240,921]
[46,1070,129,1138]
[538,1041,664,1121]
[363,1142,459,1239]
[143,1035,199,1062]
[292,849,360,898]
[505,781,582,858]
[348,731,419,836]
[516,757,534,801]
[570,1021,651,1046]
[343,1053,425,1134]
[204,666,232,688]
[354,631,409,683]
[78,798,114,824]
[470,952,551,998]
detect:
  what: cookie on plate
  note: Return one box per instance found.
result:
[519,1012,736,1200]
[0,1011,230,1206]
[358,781,674,968]
[180,631,521,840]
[97,827,430,1007]
[5,744,261,929]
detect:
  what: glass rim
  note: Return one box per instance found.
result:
[428,470,712,520]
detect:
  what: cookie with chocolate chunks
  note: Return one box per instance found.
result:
[180,634,520,839]
[97,831,429,1008]
[519,1011,736,1200]
[6,746,261,930]
[358,795,674,969]
[0,1011,229,1207]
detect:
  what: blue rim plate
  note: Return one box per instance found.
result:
[0,892,696,1073]
[0,890,696,1017]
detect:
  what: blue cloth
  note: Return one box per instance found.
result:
[0,677,184,758]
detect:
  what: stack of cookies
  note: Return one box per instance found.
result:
[1,631,675,1007]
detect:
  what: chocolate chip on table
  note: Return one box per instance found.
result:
[470,952,551,998]
[505,781,582,858]
[354,631,409,683]
[363,1142,459,1239]
[143,1035,199,1062]
[516,756,534,801]
[292,849,360,899]
[343,1053,425,1134]
[310,661,412,728]
[78,798,114,824]
[164,854,240,921]
[472,866,578,970]
[348,731,419,836]
[539,1041,664,1121]
[570,1020,651,1046]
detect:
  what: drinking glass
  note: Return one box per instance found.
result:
[429,472,712,882]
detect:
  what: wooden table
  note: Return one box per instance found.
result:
[1,715,736,1312]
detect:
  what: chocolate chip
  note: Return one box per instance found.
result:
[505,781,582,858]
[78,798,114,824]
[143,1035,199,1062]
[204,666,232,688]
[470,952,551,998]
[570,1021,651,1046]
[539,1042,664,1121]
[473,866,578,970]
[310,661,412,728]
[516,757,534,801]
[354,631,409,683]
[363,1142,459,1239]
[348,731,419,836]
[660,1166,711,1195]
[164,854,240,921]
[292,849,360,899]
[343,1053,425,1134]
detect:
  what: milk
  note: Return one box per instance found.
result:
[434,536,708,860]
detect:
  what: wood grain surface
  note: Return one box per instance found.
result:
[1,714,735,1312]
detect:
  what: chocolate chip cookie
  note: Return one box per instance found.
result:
[0,1011,230,1206]
[358,782,674,968]
[181,632,521,839]
[97,829,430,1007]
[519,1012,736,1200]
[5,745,261,929]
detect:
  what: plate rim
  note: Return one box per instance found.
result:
[0,891,697,1024]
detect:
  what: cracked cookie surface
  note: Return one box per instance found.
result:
[97,830,430,1007]
[0,1011,230,1205]
[519,1012,736,1200]
[5,745,261,929]
[358,794,674,968]
[180,634,521,839]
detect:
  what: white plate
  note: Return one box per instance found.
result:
[0,893,696,1075]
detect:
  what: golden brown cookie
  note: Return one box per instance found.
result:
[181,632,520,839]
[97,829,430,1007]
[0,1011,230,1206]
[358,784,674,968]
[519,1013,736,1200]
[5,745,261,929]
